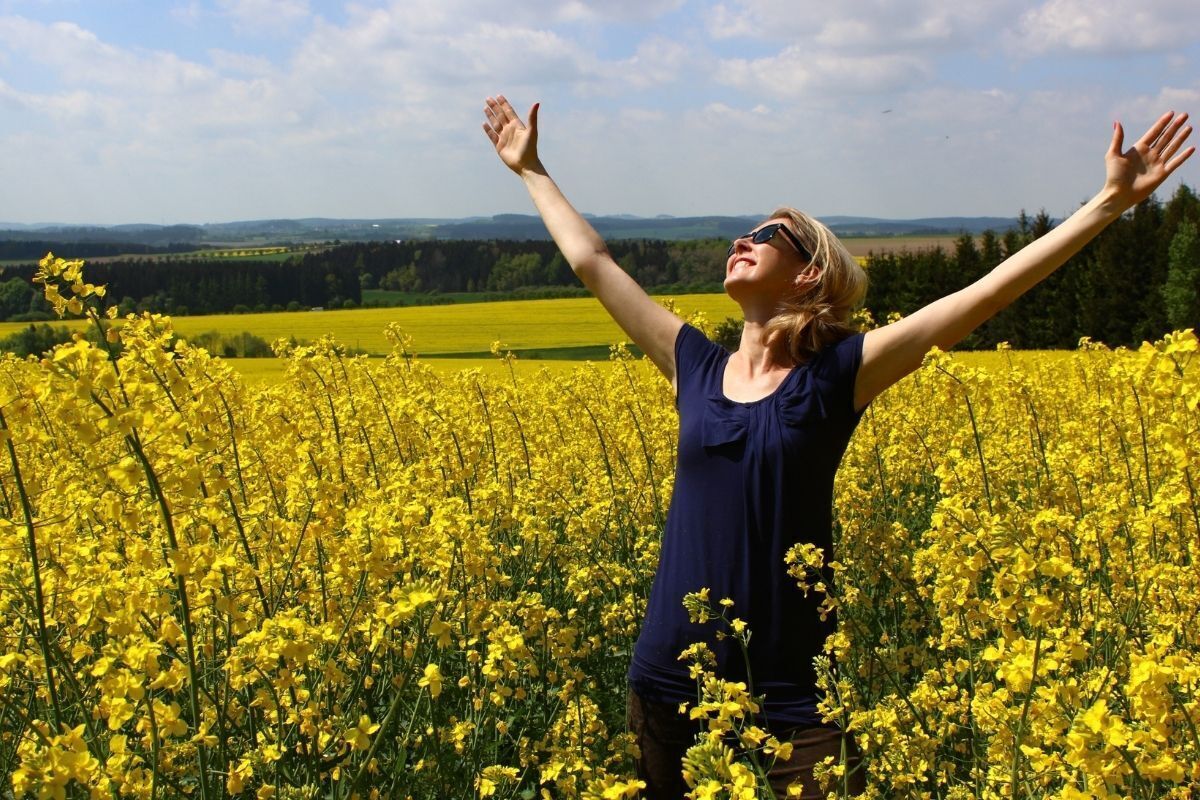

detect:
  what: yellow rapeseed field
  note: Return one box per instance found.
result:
[0,295,743,357]
[223,358,592,387]
[2,257,1198,799]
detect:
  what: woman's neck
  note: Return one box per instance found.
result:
[733,317,793,375]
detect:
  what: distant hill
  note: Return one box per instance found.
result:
[1,214,1022,253]
[820,216,1019,236]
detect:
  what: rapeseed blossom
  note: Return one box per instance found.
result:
[1,256,1198,798]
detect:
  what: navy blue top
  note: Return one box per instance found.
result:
[628,324,866,731]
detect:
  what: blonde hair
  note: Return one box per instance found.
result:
[762,207,867,363]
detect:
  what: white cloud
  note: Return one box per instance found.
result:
[705,0,1019,50]
[700,2,1024,100]
[1118,85,1200,128]
[440,24,592,85]
[208,48,277,76]
[217,0,311,33]
[0,79,104,122]
[704,3,755,39]
[1010,0,1200,55]
[0,16,218,94]
[333,0,684,31]
[1,2,1195,224]
[604,36,690,91]
[570,0,686,22]
[0,13,309,164]
[286,6,693,117]
[716,47,932,96]
[283,11,598,144]
[170,2,205,26]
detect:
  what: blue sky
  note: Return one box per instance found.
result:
[1,0,1197,225]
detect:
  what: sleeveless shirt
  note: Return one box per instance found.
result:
[627,324,866,731]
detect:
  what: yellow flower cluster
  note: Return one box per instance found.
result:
[2,256,675,799]
[805,335,1200,798]
[32,252,107,318]
[2,256,1198,799]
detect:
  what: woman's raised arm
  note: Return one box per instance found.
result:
[854,110,1195,410]
[483,95,684,385]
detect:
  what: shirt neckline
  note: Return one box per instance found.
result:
[717,352,803,406]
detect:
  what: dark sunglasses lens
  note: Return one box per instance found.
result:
[752,225,780,245]
[728,224,791,257]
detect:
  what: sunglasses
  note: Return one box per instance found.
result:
[727,222,811,262]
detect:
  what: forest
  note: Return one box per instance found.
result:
[865,185,1200,349]
[0,184,1196,350]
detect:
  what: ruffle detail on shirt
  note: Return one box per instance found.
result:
[778,371,835,426]
[700,367,836,449]
[701,395,751,447]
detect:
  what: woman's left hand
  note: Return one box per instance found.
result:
[483,95,542,176]
[1105,111,1194,209]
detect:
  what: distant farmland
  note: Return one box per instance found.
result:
[0,293,743,357]
[839,234,963,258]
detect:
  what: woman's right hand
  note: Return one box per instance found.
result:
[483,95,542,176]
[1103,111,1193,211]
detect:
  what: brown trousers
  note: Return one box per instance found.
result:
[627,690,866,799]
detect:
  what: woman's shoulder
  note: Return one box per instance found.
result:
[783,331,865,420]
[674,324,728,389]
[676,323,728,361]
[809,330,865,375]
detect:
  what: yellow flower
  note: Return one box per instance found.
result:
[419,663,443,698]
[344,715,379,752]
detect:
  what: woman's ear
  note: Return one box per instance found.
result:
[792,263,821,291]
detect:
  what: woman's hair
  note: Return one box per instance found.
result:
[763,207,868,363]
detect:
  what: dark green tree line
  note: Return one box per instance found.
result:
[863,185,1200,349]
[2,184,1195,344]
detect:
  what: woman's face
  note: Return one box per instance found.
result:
[723,218,813,305]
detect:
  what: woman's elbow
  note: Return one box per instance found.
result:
[568,248,616,278]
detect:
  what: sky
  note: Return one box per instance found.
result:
[0,0,1198,225]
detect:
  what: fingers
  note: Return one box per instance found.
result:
[1109,120,1124,157]
[488,94,519,126]
[1163,116,1195,173]
[483,96,505,132]
[1136,110,1176,149]
[1138,112,1194,177]
[483,94,529,139]
[1149,111,1188,153]
[1165,144,1196,174]
[1116,111,1195,176]
[1159,120,1192,162]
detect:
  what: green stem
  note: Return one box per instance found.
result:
[145,685,162,800]
[1010,631,1042,798]
[0,407,63,731]
[346,675,412,797]
[126,428,212,800]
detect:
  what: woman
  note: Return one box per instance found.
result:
[482,95,1193,798]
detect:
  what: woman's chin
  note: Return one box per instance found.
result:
[722,275,756,303]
